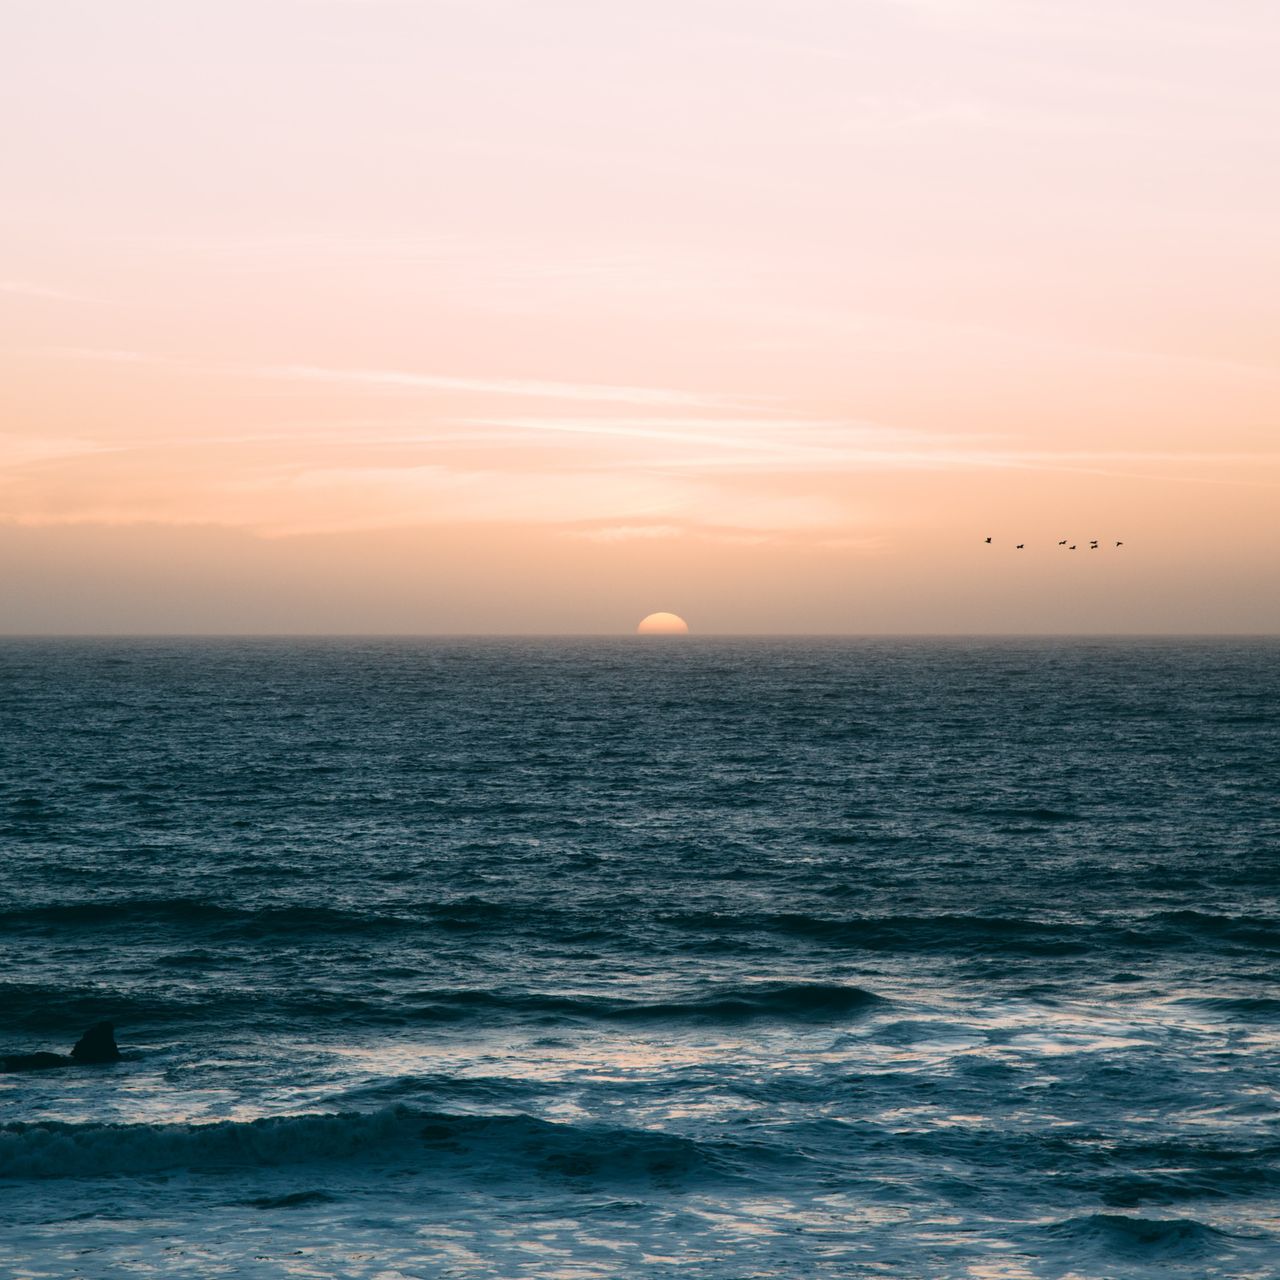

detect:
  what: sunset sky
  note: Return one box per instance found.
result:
[3,0,1277,632]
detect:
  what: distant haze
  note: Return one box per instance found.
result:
[2,1,1277,633]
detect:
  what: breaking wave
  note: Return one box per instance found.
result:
[404,982,886,1024]
[1043,1213,1235,1259]
[0,1107,739,1183]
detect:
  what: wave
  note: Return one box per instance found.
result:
[0,898,412,936]
[0,976,885,1038]
[660,910,1094,956]
[1154,910,1280,951]
[11,894,1280,960]
[1095,1166,1278,1207]
[0,1106,740,1184]
[0,979,459,1035]
[612,982,886,1022]
[405,982,886,1025]
[237,1190,338,1209]
[0,895,566,944]
[0,982,178,1033]
[1043,1213,1233,1259]
[660,907,1280,957]
[1177,995,1280,1021]
[972,806,1081,823]
[1075,1138,1280,1206]
[0,1108,417,1179]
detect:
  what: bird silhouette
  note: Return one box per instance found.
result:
[1058,540,1067,545]
[984,537,992,544]
[1016,544,1025,549]
[1115,541,1124,547]
[1069,545,1077,550]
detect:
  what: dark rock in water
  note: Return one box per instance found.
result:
[1,1051,72,1072]
[71,1020,121,1064]
[1,1022,122,1072]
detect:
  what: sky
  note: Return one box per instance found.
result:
[2,0,1277,633]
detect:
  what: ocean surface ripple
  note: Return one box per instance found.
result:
[1,637,1278,1278]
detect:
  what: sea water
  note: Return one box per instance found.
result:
[1,637,1277,1278]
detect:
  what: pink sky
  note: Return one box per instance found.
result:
[2,0,1277,632]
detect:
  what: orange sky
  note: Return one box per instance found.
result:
[2,0,1277,632]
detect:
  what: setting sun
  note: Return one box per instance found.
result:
[636,612,690,635]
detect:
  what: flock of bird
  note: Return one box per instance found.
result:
[984,538,1123,550]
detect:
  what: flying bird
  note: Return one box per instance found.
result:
[1115,541,1124,547]
[1058,540,1067,545]
[1069,545,1077,550]
[1016,544,1024,549]
[984,537,992,544]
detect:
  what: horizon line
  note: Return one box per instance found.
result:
[1,632,1276,642]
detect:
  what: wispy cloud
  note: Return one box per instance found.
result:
[0,435,114,469]
[450,414,895,450]
[877,0,1271,46]
[232,464,693,536]
[566,524,686,542]
[267,365,743,409]
[0,281,89,303]
[41,346,162,364]
[452,414,1280,479]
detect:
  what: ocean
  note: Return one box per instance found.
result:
[2,637,1278,1278]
